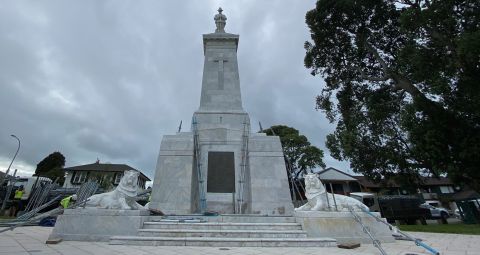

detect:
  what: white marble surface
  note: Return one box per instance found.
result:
[295,211,395,244]
[49,209,148,241]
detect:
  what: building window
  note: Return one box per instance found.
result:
[114,173,123,185]
[72,171,88,184]
[440,186,454,193]
[138,179,145,189]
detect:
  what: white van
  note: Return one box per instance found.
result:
[350,192,380,212]
[9,177,52,200]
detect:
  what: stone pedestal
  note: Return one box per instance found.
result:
[149,133,196,214]
[49,208,149,241]
[294,211,395,244]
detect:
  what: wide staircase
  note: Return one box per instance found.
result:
[110,215,337,247]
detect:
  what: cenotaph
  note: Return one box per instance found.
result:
[149,8,294,215]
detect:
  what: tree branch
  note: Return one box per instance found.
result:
[356,67,390,81]
[362,42,432,108]
[365,43,389,71]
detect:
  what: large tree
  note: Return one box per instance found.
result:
[35,151,66,185]
[262,125,326,177]
[304,0,480,191]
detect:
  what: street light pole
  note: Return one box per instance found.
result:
[6,135,21,176]
[0,135,21,212]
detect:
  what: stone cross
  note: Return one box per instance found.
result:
[213,55,228,90]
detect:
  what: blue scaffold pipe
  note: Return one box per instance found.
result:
[415,239,440,255]
[363,209,380,218]
[357,206,440,255]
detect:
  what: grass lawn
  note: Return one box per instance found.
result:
[399,222,480,235]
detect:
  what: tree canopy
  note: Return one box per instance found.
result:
[262,125,326,177]
[304,0,480,190]
[35,151,66,184]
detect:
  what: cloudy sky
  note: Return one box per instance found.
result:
[0,0,351,181]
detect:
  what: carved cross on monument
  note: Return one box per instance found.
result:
[213,55,228,90]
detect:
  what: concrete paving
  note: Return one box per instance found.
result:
[0,226,479,255]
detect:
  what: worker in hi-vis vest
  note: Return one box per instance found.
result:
[60,194,77,209]
[10,185,24,216]
[14,186,24,200]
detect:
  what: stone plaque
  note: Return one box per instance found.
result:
[207,151,235,193]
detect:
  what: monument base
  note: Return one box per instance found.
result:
[49,208,149,241]
[294,211,395,244]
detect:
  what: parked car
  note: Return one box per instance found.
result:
[419,203,450,220]
[454,208,463,219]
[350,193,429,224]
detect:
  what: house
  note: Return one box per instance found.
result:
[63,161,151,190]
[355,174,477,210]
[355,176,402,195]
[288,165,477,212]
[317,167,362,195]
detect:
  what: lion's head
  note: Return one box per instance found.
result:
[304,173,325,194]
[117,170,139,197]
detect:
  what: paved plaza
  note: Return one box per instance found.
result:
[0,226,478,255]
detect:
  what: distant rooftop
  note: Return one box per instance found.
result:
[64,162,151,181]
[355,175,453,188]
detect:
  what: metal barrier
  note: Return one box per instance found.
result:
[75,182,98,208]
[16,195,62,221]
[0,197,91,234]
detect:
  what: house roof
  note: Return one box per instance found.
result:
[354,176,401,188]
[317,167,358,181]
[420,177,453,186]
[355,175,453,189]
[452,189,480,201]
[64,163,151,181]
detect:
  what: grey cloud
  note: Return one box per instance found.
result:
[0,0,352,179]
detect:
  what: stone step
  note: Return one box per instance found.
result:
[137,229,308,238]
[213,216,297,223]
[142,222,303,231]
[148,215,297,223]
[109,236,337,247]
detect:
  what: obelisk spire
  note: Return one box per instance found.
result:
[214,7,227,33]
[198,9,242,112]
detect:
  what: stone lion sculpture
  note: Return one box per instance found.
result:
[85,170,144,210]
[295,173,369,212]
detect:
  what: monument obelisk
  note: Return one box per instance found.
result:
[150,8,293,215]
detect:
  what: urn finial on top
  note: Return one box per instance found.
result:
[214,7,227,33]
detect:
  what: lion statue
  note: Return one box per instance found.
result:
[85,170,144,210]
[295,173,369,212]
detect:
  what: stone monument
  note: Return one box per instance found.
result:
[295,173,369,212]
[48,10,394,246]
[294,173,395,243]
[85,170,144,210]
[149,8,294,215]
[49,170,150,241]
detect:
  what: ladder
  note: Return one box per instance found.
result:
[192,116,207,213]
[237,117,249,214]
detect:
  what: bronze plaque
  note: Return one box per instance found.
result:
[207,151,235,193]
